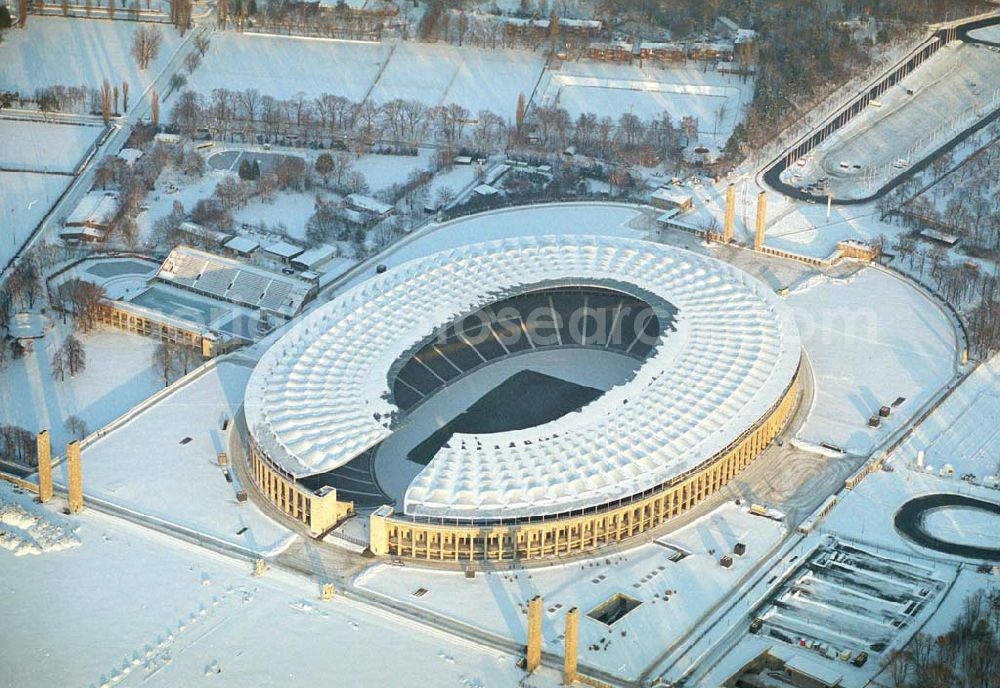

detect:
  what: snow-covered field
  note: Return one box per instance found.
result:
[66,361,294,555]
[787,267,958,454]
[0,119,102,173]
[0,488,559,688]
[968,25,1000,44]
[0,16,182,94]
[541,61,754,146]
[0,324,161,452]
[0,171,70,269]
[356,503,785,680]
[369,43,545,118]
[186,35,545,118]
[893,354,1000,481]
[787,40,1000,200]
[184,33,390,104]
[923,507,1000,549]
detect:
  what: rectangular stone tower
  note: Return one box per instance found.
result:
[527,595,543,673]
[36,430,52,503]
[754,191,768,251]
[563,607,579,684]
[723,184,736,244]
[67,440,84,513]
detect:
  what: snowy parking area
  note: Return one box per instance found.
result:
[65,361,294,556]
[787,267,958,454]
[0,119,102,174]
[786,40,1000,200]
[892,354,1000,482]
[355,503,785,680]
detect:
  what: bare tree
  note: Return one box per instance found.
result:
[100,79,112,125]
[150,88,160,128]
[65,415,88,440]
[64,334,86,377]
[121,81,130,112]
[50,345,66,382]
[152,341,176,387]
[131,25,163,71]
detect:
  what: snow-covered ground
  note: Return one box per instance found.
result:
[369,43,545,118]
[0,171,70,269]
[541,61,754,147]
[0,119,102,173]
[184,33,390,105]
[356,502,785,680]
[65,361,294,555]
[786,267,958,454]
[892,354,1000,481]
[968,24,1000,44]
[0,487,561,688]
[923,507,1000,549]
[0,324,161,452]
[0,481,80,556]
[0,16,182,95]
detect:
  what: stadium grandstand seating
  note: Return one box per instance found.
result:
[156,246,314,318]
[389,286,672,411]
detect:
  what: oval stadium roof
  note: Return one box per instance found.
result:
[243,235,801,520]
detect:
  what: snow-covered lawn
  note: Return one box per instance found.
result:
[136,167,230,245]
[185,32,390,104]
[787,267,958,454]
[350,148,435,192]
[893,354,1000,481]
[923,507,1000,550]
[0,171,70,269]
[369,42,545,118]
[969,25,1000,43]
[356,503,785,680]
[0,16,182,95]
[0,485,560,688]
[0,119,102,173]
[0,324,161,452]
[542,61,754,146]
[64,361,293,555]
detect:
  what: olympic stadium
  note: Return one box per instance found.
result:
[241,235,803,561]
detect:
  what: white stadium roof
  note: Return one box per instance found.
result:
[244,236,800,521]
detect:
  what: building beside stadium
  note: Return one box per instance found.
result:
[241,235,802,561]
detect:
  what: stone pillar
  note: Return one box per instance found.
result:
[36,431,52,503]
[369,506,394,556]
[754,191,767,251]
[722,184,736,243]
[66,440,84,513]
[527,595,543,673]
[563,607,579,684]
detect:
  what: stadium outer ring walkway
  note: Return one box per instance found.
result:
[894,493,1000,560]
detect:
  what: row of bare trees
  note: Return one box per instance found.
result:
[50,333,87,381]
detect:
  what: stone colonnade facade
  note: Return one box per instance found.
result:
[369,364,801,562]
[246,435,354,536]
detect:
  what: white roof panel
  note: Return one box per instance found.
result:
[244,236,800,520]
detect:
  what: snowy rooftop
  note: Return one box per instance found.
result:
[263,240,304,259]
[224,235,260,253]
[292,244,338,270]
[345,193,394,216]
[244,236,800,520]
[65,190,118,227]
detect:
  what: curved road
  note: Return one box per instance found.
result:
[762,15,1000,205]
[894,493,1000,559]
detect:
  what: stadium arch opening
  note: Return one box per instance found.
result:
[241,235,802,561]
